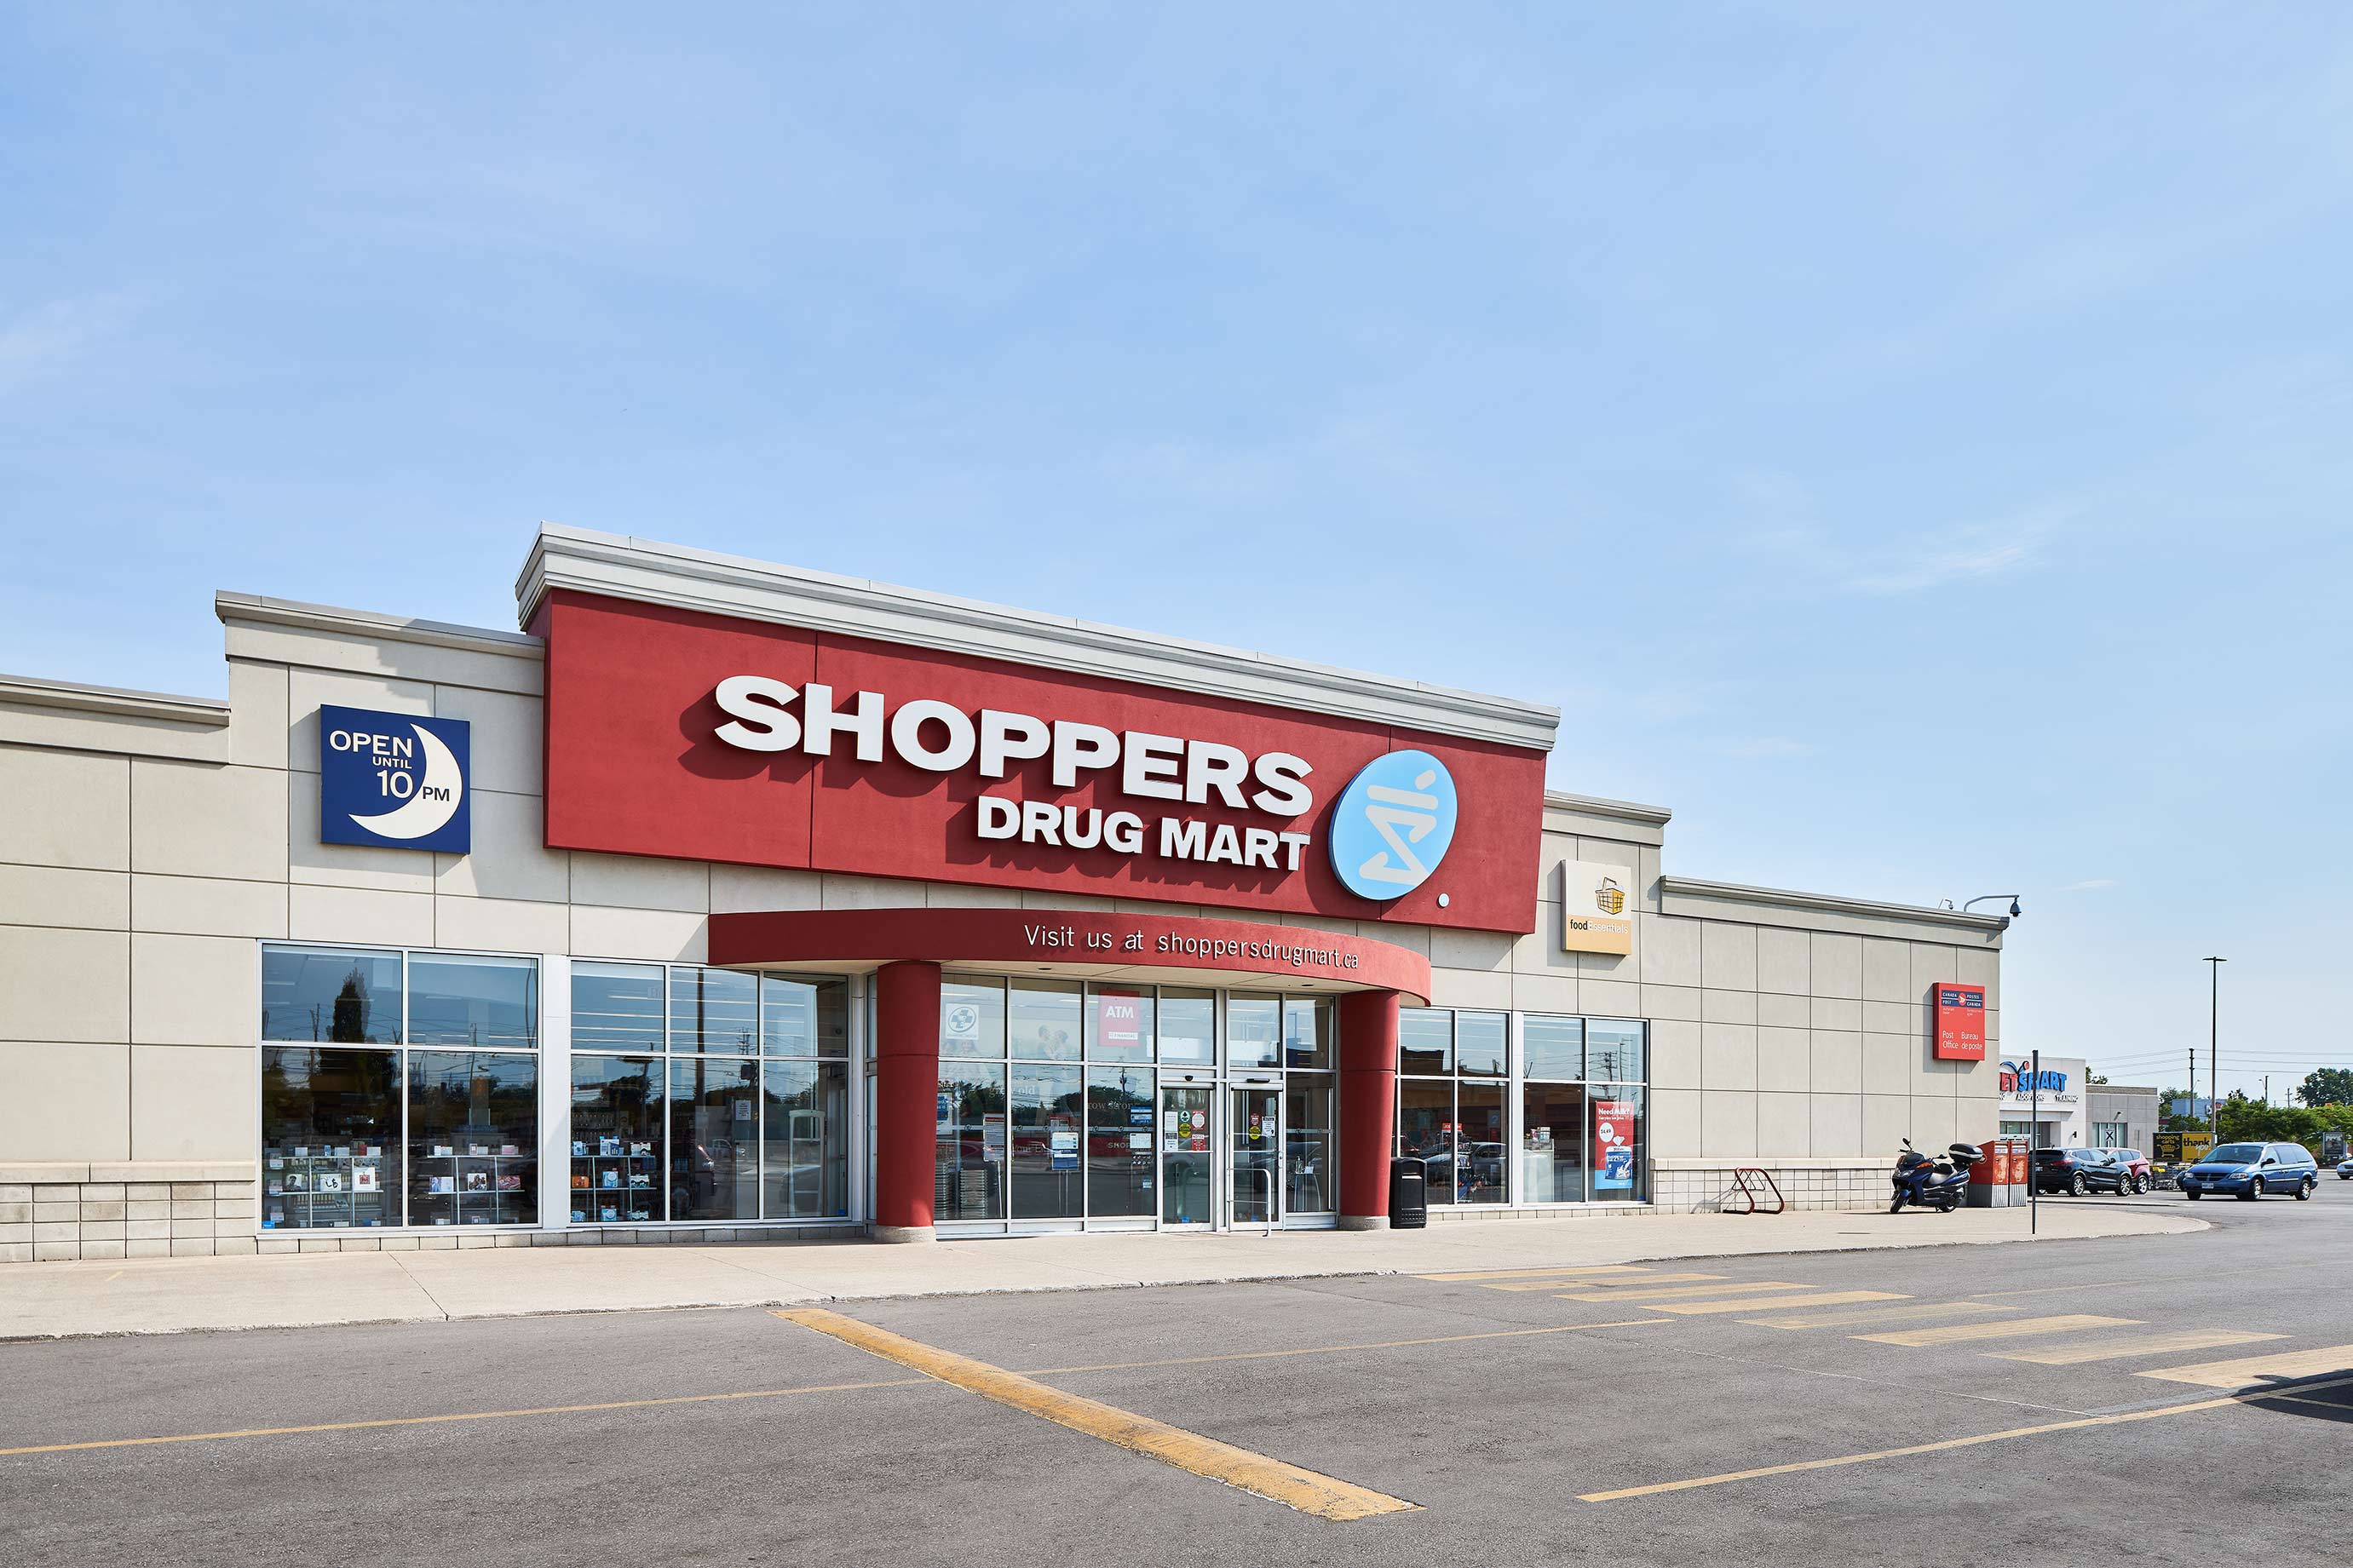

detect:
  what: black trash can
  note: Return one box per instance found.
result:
[1389,1157,1429,1230]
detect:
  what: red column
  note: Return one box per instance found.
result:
[873,960,941,1243]
[1338,988,1401,1228]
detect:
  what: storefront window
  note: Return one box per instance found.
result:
[1524,1014,1584,1080]
[670,1056,761,1221]
[1280,998,1330,1069]
[761,976,848,1059]
[1521,1080,1586,1203]
[1590,1084,1646,1201]
[1228,995,1281,1069]
[408,1051,538,1226]
[261,1046,401,1230]
[1399,1008,1452,1074]
[1010,1062,1084,1219]
[1285,1072,1333,1213]
[1158,990,1216,1065]
[1588,1020,1646,1083]
[260,945,541,1232]
[1085,1067,1156,1218]
[1457,1012,1507,1077]
[570,1055,662,1224]
[763,1060,849,1218]
[1086,986,1153,1064]
[935,1065,1006,1221]
[669,967,757,1054]
[1010,978,1082,1061]
[568,962,852,1226]
[1455,1079,1506,1202]
[262,946,403,1043]
[572,962,664,1052]
[408,953,537,1048]
[1397,1079,1454,1205]
[941,976,1006,1060]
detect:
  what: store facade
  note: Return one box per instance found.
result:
[0,527,2008,1262]
[1997,1055,2088,1149]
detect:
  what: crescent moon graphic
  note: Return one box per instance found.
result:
[348,725,463,840]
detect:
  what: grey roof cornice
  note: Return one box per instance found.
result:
[514,525,1562,750]
[0,671,229,726]
[1660,874,2010,933]
[215,591,545,659]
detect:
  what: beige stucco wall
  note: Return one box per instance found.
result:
[0,592,2002,1248]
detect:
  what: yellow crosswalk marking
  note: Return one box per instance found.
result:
[1551,1277,1763,1301]
[1481,1272,1724,1293]
[1412,1264,1655,1284]
[1990,1330,2283,1366]
[1745,1301,2011,1330]
[1647,1290,1904,1316]
[2137,1343,2353,1388]
[1861,1314,2135,1347]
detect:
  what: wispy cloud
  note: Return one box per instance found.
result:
[2050,877,2119,893]
[1727,475,2072,599]
[0,294,138,393]
[1841,506,2069,595]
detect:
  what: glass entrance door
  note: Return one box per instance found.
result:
[1159,1084,1214,1226]
[1228,1086,1280,1227]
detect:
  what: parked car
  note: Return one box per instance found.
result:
[2178,1141,2320,1201]
[2031,1147,2132,1196]
[2099,1147,2153,1194]
[2338,1157,2353,1181]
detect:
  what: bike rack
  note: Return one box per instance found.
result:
[1722,1167,1786,1215]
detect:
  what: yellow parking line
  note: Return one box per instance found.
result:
[1558,1279,1810,1304]
[1991,1330,2284,1366]
[1481,1273,1722,1292]
[2137,1343,2353,1388]
[776,1307,1418,1520]
[1412,1264,1656,1283]
[1577,1372,2353,1502]
[1860,1313,2134,1347]
[0,1376,929,1458]
[1746,1301,2009,1330]
[1647,1290,1904,1316]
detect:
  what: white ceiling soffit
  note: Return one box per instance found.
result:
[515,525,1562,751]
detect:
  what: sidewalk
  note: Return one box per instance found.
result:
[0,1203,2201,1341]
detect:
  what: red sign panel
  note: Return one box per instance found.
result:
[1933,983,1988,1061]
[539,591,1546,932]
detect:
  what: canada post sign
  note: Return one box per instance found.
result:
[1932,983,1987,1061]
[319,704,471,853]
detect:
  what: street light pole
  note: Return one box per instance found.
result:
[2030,1048,2039,1237]
[2205,957,2226,1146]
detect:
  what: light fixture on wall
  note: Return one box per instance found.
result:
[1963,893,2022,920]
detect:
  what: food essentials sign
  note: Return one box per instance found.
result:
[538,592,1545,931]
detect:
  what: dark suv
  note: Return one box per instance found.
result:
[2031,1147,2132,1196]
[2100,1147,2153,1194]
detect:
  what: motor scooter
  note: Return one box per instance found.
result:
[1889,1138,1982,1214]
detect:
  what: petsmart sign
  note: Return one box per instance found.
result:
[319,704,472,853]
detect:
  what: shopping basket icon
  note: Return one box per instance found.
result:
[1595,877,1625,915]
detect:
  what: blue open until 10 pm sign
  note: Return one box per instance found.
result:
[319,704,472,853]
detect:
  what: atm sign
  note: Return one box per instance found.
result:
[1933,983,1987,1061]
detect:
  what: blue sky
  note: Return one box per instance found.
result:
[4,6,2349,1101]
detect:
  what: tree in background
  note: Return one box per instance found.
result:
[2296,1067,2353,1108]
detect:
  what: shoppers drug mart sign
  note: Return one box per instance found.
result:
[538,592,1545,932]
[319,704,471,853]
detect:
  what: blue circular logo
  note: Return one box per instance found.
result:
[1328,750,1458,901]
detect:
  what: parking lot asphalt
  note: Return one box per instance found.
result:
[3,1182,2347,1568]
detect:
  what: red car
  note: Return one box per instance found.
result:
[2099,1146,2152,1194]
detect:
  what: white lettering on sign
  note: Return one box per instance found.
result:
[712,676,1325,878]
